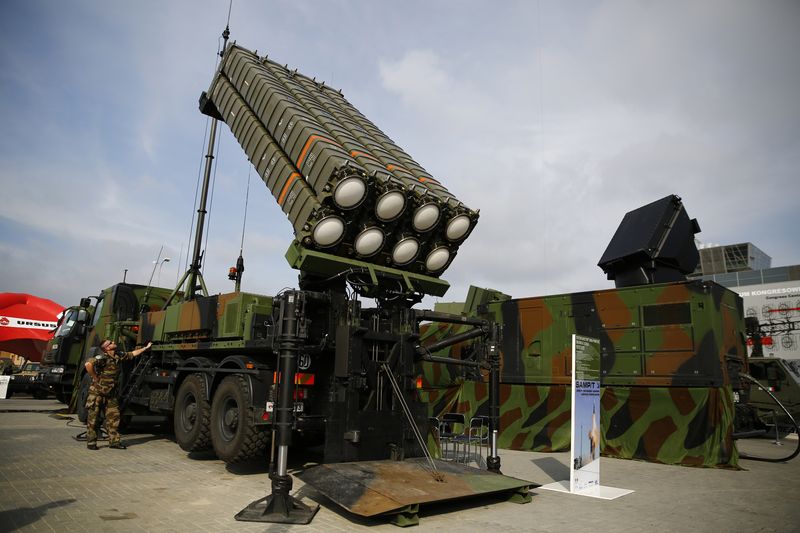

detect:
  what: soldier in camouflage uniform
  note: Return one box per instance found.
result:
[84,339,152,450]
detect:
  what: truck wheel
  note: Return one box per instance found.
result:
[55,391,68,404]
[174,373,211,452]
[76,374,92,423]
[211,375,267,463]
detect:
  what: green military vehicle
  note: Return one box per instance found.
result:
[39,35,529,525]
[7,360,48,398]
[744,357,800,432]
[739,316,800,434]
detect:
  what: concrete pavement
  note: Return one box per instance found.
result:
[1,397,798,532]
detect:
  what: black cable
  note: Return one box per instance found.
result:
[239,165,252,252]
[737,372,799,463]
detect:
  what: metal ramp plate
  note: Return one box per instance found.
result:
[299,458,533,517]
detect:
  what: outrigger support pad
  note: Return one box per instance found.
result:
[235,290,319,524]
[234,473,319,524]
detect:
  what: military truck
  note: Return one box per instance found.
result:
[740,356,800,433]
[6,360,48,398]
[50,38,487,464]
[39,35,533,525]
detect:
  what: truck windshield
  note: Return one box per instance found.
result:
[786,360,800,385]
[91,296,105,328]
[54,309,80,337]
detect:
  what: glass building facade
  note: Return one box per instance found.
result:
[692,265,800,289]
[690,242,772,279]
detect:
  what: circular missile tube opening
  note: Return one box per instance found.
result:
[312,216,345,248]
[445,214,472,241]
[425,246,451,273]
[354,227,385,257]
[412,203,441,232]
[375,190,406,222]
[333,176,367,209]
[392,237,420,266]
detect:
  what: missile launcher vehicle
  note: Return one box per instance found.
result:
[40,36,529,525]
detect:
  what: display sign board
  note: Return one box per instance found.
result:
[0,376,10,399]
[570,334,601,493]
[540,334,633,500]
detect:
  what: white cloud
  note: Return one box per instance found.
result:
[0,0,798,310]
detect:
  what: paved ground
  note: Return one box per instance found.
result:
[1,397,798,532]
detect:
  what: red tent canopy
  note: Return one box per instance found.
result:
[0,293,64,362]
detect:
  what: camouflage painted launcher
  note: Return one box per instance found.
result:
[203,43,479,278]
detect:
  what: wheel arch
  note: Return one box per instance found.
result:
[212,355,260,405]
[176,356,214,402]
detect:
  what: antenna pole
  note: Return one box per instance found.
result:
[221,1,231,57]
[184,20,232,302]
[185,118,218,301]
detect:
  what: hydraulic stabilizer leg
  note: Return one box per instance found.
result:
[487,323,502,473]
[235,291,319,524]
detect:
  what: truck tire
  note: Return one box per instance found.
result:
[210,374,267,463]
[174,373,211,452]
[76,373,92,423]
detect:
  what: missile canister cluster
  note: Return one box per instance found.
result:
[204,43,478,277]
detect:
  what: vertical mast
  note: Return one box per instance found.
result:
[183,25,231,301]
[184,118,219,301]
[164,25,230,308]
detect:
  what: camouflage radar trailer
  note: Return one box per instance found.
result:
[417,195,772,468]
[42,38,529,526]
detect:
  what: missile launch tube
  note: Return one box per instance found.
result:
[203,42,479,279]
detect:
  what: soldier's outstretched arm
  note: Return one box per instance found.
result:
[130,342,153,358]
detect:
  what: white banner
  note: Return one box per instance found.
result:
[0,316,58,330]
[570,334,601,493]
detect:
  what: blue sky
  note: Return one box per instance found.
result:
[1,0,798,308]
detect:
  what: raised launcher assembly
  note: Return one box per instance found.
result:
[192,42,529,526]
[597,194,701,288]
[200,43,479,297]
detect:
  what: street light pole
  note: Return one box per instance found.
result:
[157,258,171,287]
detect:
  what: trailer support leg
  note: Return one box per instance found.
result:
[390,504,419,527]
[235,291,319,524]
[506,486,533,504]
[235,474,318,524]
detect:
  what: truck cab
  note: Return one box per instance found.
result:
[40,283,173,406]
[40,298,95,403]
